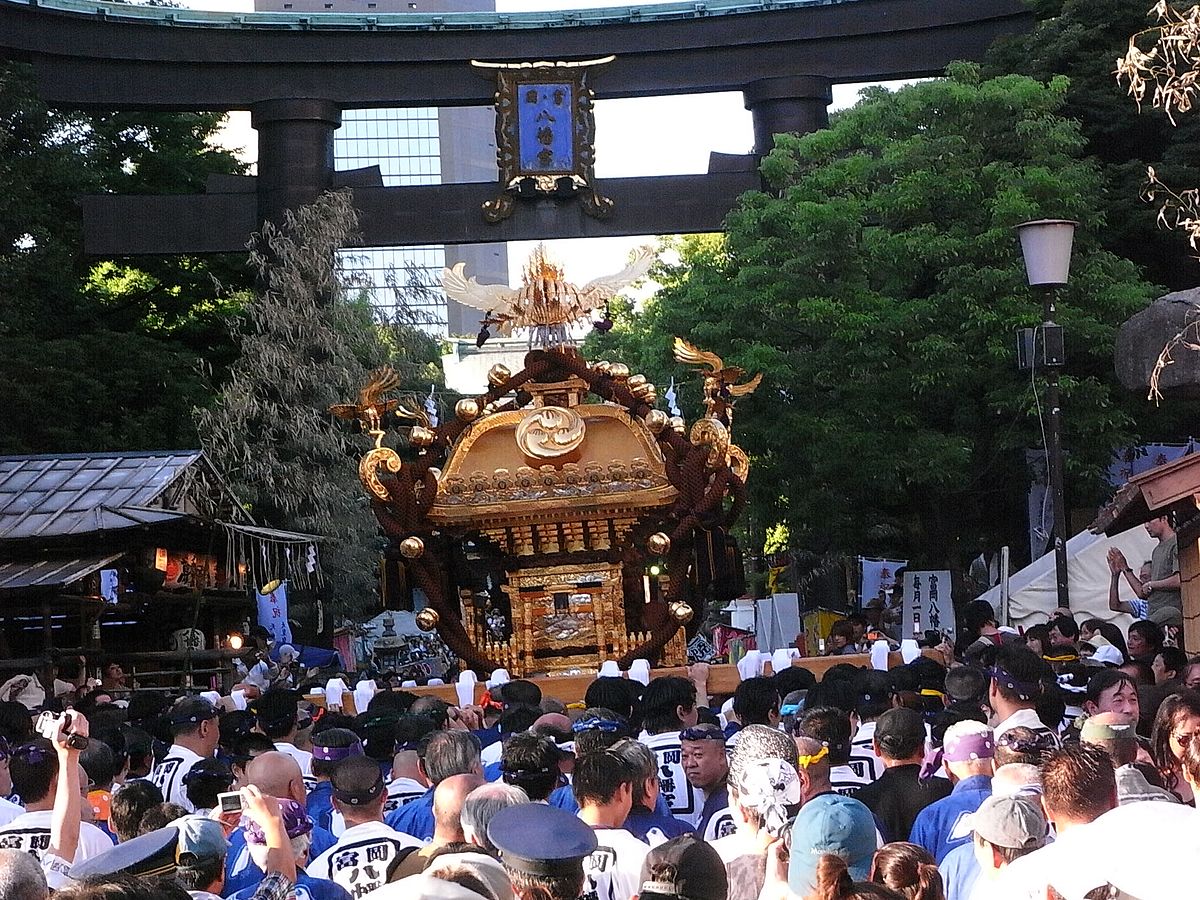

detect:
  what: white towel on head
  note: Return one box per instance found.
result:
[455,672,477,707]
[352,678,375,714]
[487,669,511,689]
[200,691,222,707]
[900,640,921,664]
[326,678,350,711]
[737,650,763,681]
[771,649,793,676]
[598,660,621,678]
[628,659,651,686]
[870,640,891,671]
[230,689,247,711]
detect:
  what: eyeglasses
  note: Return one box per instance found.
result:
[680,725,726,742]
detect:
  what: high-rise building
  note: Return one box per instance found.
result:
[253,0,509,337]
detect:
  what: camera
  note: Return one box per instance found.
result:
[36,711,89,751]
[217,791,244,814]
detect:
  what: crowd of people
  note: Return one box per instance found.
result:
[1,594,1199,900]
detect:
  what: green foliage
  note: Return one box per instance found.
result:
[0,62,249,454]
[984,0,1200,290]
[197,190,442,617]
[591,68,1156,569]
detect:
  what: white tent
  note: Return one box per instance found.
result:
[976,525,1157,629]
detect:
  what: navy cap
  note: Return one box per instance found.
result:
[182,757,234,787]
[488,804,597,877]
[253,689,301,731]
[166,696,218,727]
[71,826,180,880]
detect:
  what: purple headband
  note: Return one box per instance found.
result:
[245,798,313,844]
[987,665,1041,703]
[313,741,364,763]
[943,731,995,763]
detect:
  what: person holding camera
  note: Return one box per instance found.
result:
[0,710,112,869]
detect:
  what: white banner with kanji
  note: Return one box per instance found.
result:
[901,570,955,640]
[256,580,293,645]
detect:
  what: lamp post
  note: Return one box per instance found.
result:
[1016,219,1077,611]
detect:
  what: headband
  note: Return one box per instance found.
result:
[796,745,829,769]
[988,666,1042,702]
[919,688,946,699]
[333,777,385,806]
[11,743,51,765]
[572,717,623,734]
[943,731,995,763]
[679,725,726,742]
[313,741,364,763]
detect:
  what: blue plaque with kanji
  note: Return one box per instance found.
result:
[518,82,574,172]
[475,56,614,222]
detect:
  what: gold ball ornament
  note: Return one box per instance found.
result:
[399,536,425,559]
[409,426,435,447]
[487,364,512,387]
[627,374,647,389]
[415,608,440,632]
[647,532,671,555]
[644,410,669,434]
[456,398,481,421]
[669,601,694,624]
[609,363,630,379]
[593,361,613,376]
[669,416,686,434]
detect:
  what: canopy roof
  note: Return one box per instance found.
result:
[0,450,252,540]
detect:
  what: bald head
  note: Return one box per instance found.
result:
[992,763,1041,798]
[432,773,486,844]
[245,751,306,806]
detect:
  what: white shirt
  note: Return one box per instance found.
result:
[993,822,1104,900]
[0,797,24,829]
[850,721,885,783]
[480,738,504,768]
[307,820,422,896]
[150,744,206,812]
[992,708,1058,744]
[274,741,315,790]
[581,826,649,900]
[0,810,114,863]
[0,675,74,710]
[384,776,427,815]
[639,731,702,824]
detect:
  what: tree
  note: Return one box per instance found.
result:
[0,62,250,454]
[984,0,1200,291]
[197,190,443,617]
[590,66,1156,571]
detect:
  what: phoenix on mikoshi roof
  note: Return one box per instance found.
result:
[442,243,653,347]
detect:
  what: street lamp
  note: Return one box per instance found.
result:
[1016,219,1077,611]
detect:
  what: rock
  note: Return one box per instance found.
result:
[1115,286,1200,399]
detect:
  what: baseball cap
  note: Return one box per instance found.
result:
[165,696,218,727]
[182,757,234,788]
[639,835,728,900]
[787,794,876,895]
[174,814,230,862]
[966,795,1046,851]
[244,798,313,843]
[1086,645,1124,667]
[874,707,925,758]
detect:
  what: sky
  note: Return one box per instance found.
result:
[184,0,908,289]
